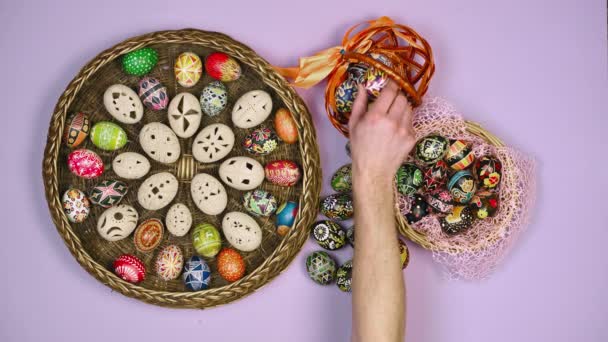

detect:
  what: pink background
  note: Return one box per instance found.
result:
[1,0,606,341]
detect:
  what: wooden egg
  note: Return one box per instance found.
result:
[320,193,353,220]
[67,149,104,179]
[205,52,242,82]
[440,205,474,236]
[448,170,477,204]
[275,201,298,236]
[396,163,423,196]
[122,47,158,76]
[415,135,449,165]
[133,218,164,252]
[445,140,475,170]
[217,248,245,282]
[63,112,90,148]
[174,52,202,87]
[113,254,146,284]
[89,179,128,208]
[475,156,503,190]
[274,108,298,144]
[306,251,336,285]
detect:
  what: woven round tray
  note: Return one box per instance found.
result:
[42,29,321,308]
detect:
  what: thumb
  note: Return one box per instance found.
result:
[348,84,368,129]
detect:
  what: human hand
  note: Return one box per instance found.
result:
[348,81,416,183]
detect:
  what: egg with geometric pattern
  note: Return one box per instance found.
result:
[183,256,211,291]
[155,245,184,281]
[174,52,202,88]
[138,77,168,111]
[89,179,128,208]
[62,188,90,223]
[200,81,228,117]
[306,251,336,285]
[113,254,146,284]
[63,112,90,148]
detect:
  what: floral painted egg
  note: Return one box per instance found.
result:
[200,81,228,117]
[134,218,164,252]
[445,140,475,170]
[89,180,128,208]
[122,47,158,76]
[243,127,279,156]
[62,188,90,223]
[397,193,413,217]
[415,135,449,165]
[155,245,184,281]
[448,170,477,204]
[243,189,278,217]
[320,193,353,220]
[113,254,146,284]
[274,108,298,144]
[174,52,202,87]
[275,201,298,236]
[364,53,392,98]
[205,52,242,82]
[192,223,221,258]
[138,77,168,110]
[183,255,211,291]
[335,78,358,113]
[423,160,449,193]
[405,195,430,224]
[425,189,454,213]
[306,251,336,285]
[90,121,128,151]
[399,239,410,269]
[311,220,346,250]
[67,149,104,179]
[63,112,90,148]
[331,164,352,192]
[440,205,474,235]
[347,63,368,84]
[217,248,246,282]
[475,156,503,190]
[346,225,355,247]
[470,193,499,219]
[336,260,353,292]
[264,160,301,187]
[396,163,423,196]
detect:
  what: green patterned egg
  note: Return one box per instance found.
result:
[242,189,278,217]
[311,220,346,250]
[122,47,158,76]
[306,251,336,285]
[90,121,127,151]
[331,164,352,192]
[320,193,353,220]
[336,260,353,292]
[396,163,423,196]
[192,223,222,258]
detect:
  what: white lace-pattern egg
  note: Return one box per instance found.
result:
[232,90,273,129]
[139,122,181,164]
[97,204,139,241]
[167,92,202,138]
[219,156,265,191]
[222,211,262,252]
[137,172,179,210]
[103,84,144,124]
[192,123,235,163]
[112,152,150,180]
[165,203,193,237]
[191,173,228,215]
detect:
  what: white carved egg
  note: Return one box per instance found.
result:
[165,203,193,237]
[137,172,179,210]
[192,123,235,163]
[103,84,144,124]
[222,211,262,252]
[167,92,202,138]
[231,90,273,129]
[97,204,139,241]
[191,173,228,215]
[112,152,150,180]
[139,122,181,164]
[219,156,264,191]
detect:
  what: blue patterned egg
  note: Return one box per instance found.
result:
[243,189,278,217]
[200,81,228,117]
[243,127,279,155]
[276,201,298,236]
[347,63,368,84]
[448,170,477,204]
[183,255,211,291]
[138,77,168,110]
[335,78,358,113]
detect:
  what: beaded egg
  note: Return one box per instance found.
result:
[205,52,241,82]
[335,78,358,113]
[174,52,202,87]
[243,127,279,156]
[448,170,477,204]
[311,220,346,250]
[445,140,475,170]
[275,201,299,236]
[475,156,503,190]
[63,112,90,148]
[89,180,128,208]
[320,193,354,220]
[113,254,146,284]
[122,47,158,76]
[217,248,246,282]
[138,77,168,111]
[336,260,353,292]
[405,194,430,224]
[183,255,211,291]
[396,163,423,196]
[415,135,449,165]
[200,81,228,117]
[440,205,474,235]
[306,251,336,285]
[423,160,449,193]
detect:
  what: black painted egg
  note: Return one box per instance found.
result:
[320,193,354,220]
[415,135,449,165]
[311,220,346,250]
[335,78,358,113]
[336,260,353,292]
[448,170,477,204]
[475,156,503,190]
[347,63,368,84]
[440,205,474,235]
[423,160,449,193]
[396,163,423,196]
[425,189,454,213]
[469,193,500,219]
[405,195,430,224]
[445,140,475,171]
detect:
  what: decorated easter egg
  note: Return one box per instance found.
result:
[134,218,164,252]
[192,123,235,163]
[155,245,183,281]
[183,256,211,291]
[475,156,503,190]
[346,225,355,247]
[90,121,127,151]
[192,223,222,258]
[335,78,358,113]
[396,163,423,196]
[174,52,202,87]
[138,76,168,110]
[399,239,410,269]
[89,180,128,208]
[275,201,298,236]
[191,173,228,215]
[168,92,202,138]
[469,193,499,219]
[113,254,146,284]
[311,220,346,250]
[232,90,273,129]
[62,188,90,223]
[137,172,179,210]
[243,189,278,217]
[345,141,351,157]
[320,193,354,220]
[200,81,228,117]
[165,203,192,237]
[448,170,477,204]
[347,62,368,84]
[205,52,241,82]
[68,149,104,179]
[112,152,150,180]
[397,193,413,217]
[405,194,430,224]
[423,160,449,193]
[274,108,298,144]
[243,127,279,156]
[222,212,262,252]
[103,84,144,124]
[217,248,245,282]
[415,135,449,165]
[336,260,353,292]
[331,164,352,192]
[445,140,475,170]
[139,122,181,164]
[122,47,158,76]
[306,251,336,285]
[364,53,392,98]
[425,189,454,214]
[96,204,138,241]
[440,205,474,235]
[264,160,301,187]
[219,156,265,191]
[63,112,90,148]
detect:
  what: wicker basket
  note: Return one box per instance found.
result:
[42,29,321,308]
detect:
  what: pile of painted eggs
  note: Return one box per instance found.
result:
[61,47,303,289]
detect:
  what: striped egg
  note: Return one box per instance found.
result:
[113,254,146,284]
[138,77,168,110]
[63,112,90,148]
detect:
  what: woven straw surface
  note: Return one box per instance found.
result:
[42,29,321,308]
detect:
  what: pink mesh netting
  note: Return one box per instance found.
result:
[400,97,536,280]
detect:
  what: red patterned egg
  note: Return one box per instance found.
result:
[63,112,90,148]
[67,149,104,179]
[264,160,301,187]
[205,52,241,82]
[113,254,146,284]
[274,108,298,144]
[423,160,449,193]
[134,218,164,252]
[217,248,245,282]
[154,245,184,281]
[138,77,168,110]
